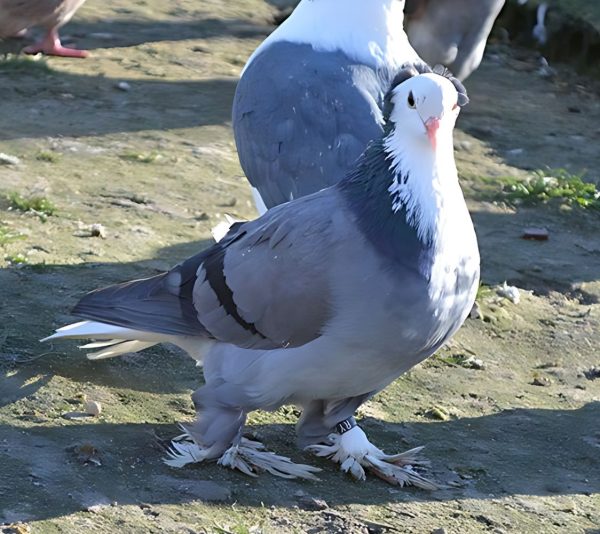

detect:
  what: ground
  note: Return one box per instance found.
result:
[1,1,599,533]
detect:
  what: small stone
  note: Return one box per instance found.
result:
[431,529,447,534]
[455,140,472,151]
[583,367,600,380]
[194,212,210,221]
[463,356,485,370]
[296,495,328,511]
[531,376,551,387]
[85,400,102,417]
[522,227,549,241]
[219,197,237,208]
[3,523,31,534]
[85,504,107,514]
[115,81,131,92]
[426,406,450,421]
[0,153,20,165]
[90,223,106,238]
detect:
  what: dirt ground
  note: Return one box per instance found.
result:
[1,1,599,533]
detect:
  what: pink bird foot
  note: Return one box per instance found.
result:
[23,29,88,58]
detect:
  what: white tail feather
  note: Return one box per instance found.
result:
[85,340,158,360]
[41,320,168,359]
[42,320,214,363]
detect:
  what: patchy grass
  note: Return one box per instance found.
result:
[4,253,27,265]
[7,192,57,218]
[0,54,52,74]
[500,169,600,209]
[36,150,61,163]
[476,283,494,301]
[0,224,23,245]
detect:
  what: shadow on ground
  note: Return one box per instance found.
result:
[0,403,598,523]
[0,17,269,55]
[0,71,238,140]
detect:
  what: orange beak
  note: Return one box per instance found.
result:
[425,117,440,150]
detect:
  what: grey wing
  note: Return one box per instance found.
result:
[72,191,340,350]
[233,41,388,209]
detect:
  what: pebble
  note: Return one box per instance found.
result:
[90,223,106,238]
[426,406,450,421]
[463,356,485,370]
[531,376,551,387]
[85,400,102,417]
[296,495,328,511]
[522,227,549,241]
[115,81,131,92]
[0,153,20,165]
[583,366,600,380]
[431,529,447,534]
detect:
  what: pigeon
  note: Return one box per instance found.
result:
[0,0,88,58]
[44,66,479,487]
[404,0,505,80]
[233,0,423,213]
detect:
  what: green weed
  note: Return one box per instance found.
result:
[36,150,61,163]
[5,253,27,265]
[499,169,600,209]
[0,225,23,245]
[7,192,56,218]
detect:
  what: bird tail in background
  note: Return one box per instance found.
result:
[41,320,164,360]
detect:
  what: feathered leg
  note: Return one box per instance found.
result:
[164,384,320,480]
[300,398,436,489]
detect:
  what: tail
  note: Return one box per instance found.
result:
[41,320,168,360]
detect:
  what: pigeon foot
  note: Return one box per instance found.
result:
[306,425,437,489]
[165,429,321,480]
[23,29,88,58]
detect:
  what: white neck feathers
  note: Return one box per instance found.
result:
[384,131,461,244]
[245,0,419,72]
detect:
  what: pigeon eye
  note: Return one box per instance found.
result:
[407,91,416,108]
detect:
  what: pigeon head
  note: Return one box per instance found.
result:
[383,67,467,154]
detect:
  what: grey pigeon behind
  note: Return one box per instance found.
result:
[233,0,422,211]
[404,0,505,80]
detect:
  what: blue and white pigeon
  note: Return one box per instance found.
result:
[233,0,423,213]
[44,67,479,487]
[404,0,505,81]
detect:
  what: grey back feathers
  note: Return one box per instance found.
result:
[233,42,401,209]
